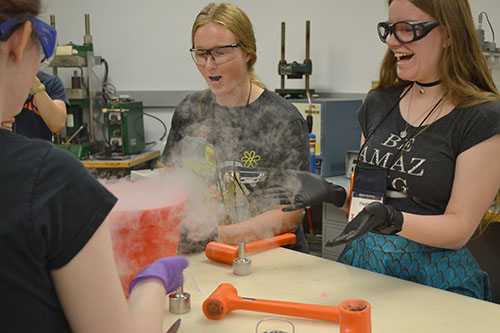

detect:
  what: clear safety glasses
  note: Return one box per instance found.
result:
[377,21,439,44]
[189,43,242,66]
[0,17,57,66]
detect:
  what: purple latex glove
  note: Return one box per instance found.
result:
[129,256,189,295]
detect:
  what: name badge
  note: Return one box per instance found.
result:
[348,165,387,222]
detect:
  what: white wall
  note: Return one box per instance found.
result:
[41,0,500,150]
[41,0,500,92]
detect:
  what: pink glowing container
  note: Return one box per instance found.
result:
[106,182,186,297]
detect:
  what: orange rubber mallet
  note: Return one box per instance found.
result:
[205,233,296,265]
[203,283,371,333]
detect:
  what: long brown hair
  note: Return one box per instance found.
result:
[376,0,500,107]
[0,0,40,22]
[191,2,265,89]
[376,0,500,236]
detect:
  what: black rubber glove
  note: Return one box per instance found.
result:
[281,170,346,212]
[326,202,403,247]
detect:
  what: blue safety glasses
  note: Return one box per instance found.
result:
[0,17,57,66]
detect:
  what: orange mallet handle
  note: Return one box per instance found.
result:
[205,233,296,265]
[203,284,371,332]
[245,233,296,253]
[223,296,339,322]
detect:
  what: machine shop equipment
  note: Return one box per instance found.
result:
[276,21,314,99]
[290,98,362,177]
[477,11,500,89]
[102,99,145,156]
[276,20,316,172]
[275,20,361,177]
[477,11,499,53]
[50,14,102,159]
[48,14,157,178]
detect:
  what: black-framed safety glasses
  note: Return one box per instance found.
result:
[189,43,242,66]
[377,21,439,44]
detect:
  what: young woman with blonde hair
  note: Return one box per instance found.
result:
[162,3,310,252]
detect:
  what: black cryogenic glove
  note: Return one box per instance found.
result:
[281,170,347,212]
[326,202,403,247]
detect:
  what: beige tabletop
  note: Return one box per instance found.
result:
[162,247,500,332]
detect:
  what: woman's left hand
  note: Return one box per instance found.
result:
[326,202,404,246]
[1,117,15,131]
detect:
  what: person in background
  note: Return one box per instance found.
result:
[1,70,68,140]
[161,2,310,252]
[283,0,500,301]
[477,191,500,236]
[0,1,187,331]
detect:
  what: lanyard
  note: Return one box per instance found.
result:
[358,84,413,158]
[358,83,444,170]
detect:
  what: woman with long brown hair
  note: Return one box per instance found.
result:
[284,0,500,301]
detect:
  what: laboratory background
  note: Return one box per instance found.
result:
[42,0,500,151]
[16,0,500,331]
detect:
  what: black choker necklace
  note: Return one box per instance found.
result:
[415,80,441,95]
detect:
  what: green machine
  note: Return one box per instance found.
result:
[50,13,99,159]
[102,100,145,155]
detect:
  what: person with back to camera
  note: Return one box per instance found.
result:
[161,2,311,253]
[282,0,500,300]
[16,70,69,139]
[0,1,187,331]
[1,69,69,139]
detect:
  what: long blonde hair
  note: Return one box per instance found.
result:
[192,2,265,89]
[376,0,500,108]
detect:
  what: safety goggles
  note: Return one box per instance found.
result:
[0,17,57,66]
[189,43,242,66]
[377,21,439,44]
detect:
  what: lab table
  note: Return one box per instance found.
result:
[81,150,161,178]
[161,247,500,332]
[82,150,160,169]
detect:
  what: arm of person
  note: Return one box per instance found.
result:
[50,221,166,333]
[398,134,500,249]
[217,206,303,244]
[32,76,67,133]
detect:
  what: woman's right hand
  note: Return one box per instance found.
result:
[281,170,347,211]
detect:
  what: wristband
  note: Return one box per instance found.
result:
[30,83,46,96]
